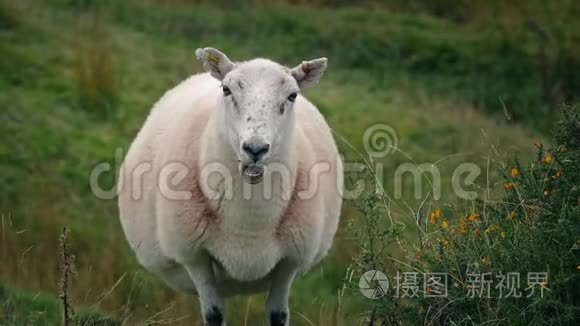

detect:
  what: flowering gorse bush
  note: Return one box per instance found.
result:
[348,106,580,325]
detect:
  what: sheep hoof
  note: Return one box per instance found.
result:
[269,311,288,326]
[205,306,224,326]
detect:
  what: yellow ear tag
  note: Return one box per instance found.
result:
[207,54,220,65]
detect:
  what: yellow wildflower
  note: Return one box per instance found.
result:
[511,167,519,178]
[467,213,479,222]
[503,182,514,190]
[542,153,553,164]
[430,208,441,225]
[440,220,449,229]
[459,218,467,235]
[500,231,507,239]
[416,249,423,259]
[486,224,500,233]
[481,256,490,265]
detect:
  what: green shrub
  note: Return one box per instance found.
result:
[348,105,580,325]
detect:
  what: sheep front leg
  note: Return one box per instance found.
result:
[183,253,225,326]
[266,259,298,326]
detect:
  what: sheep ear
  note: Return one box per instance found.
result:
[195,47,235,81]
[290,58,327,88]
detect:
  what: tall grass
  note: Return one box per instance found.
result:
[73,14,118,118]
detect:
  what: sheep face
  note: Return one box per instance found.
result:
[221,60,299,184]
[196,47,327,184]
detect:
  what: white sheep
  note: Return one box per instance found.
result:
[118,47,343,326]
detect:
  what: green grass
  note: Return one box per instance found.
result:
[0,283,119,325]
[0,0,573,324]
[44,0,580,131]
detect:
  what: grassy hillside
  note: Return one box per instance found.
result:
[1,0,574,324]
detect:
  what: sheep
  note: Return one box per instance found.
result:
[118,47,343,326]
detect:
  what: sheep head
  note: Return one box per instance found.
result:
[196,47,327,184]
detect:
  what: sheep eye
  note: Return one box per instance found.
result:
[222,86,231,96]
[287,93,297,102]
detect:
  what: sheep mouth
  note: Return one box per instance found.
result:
[241,164,264,184]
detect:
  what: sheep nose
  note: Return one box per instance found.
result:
[242,140,270,162]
